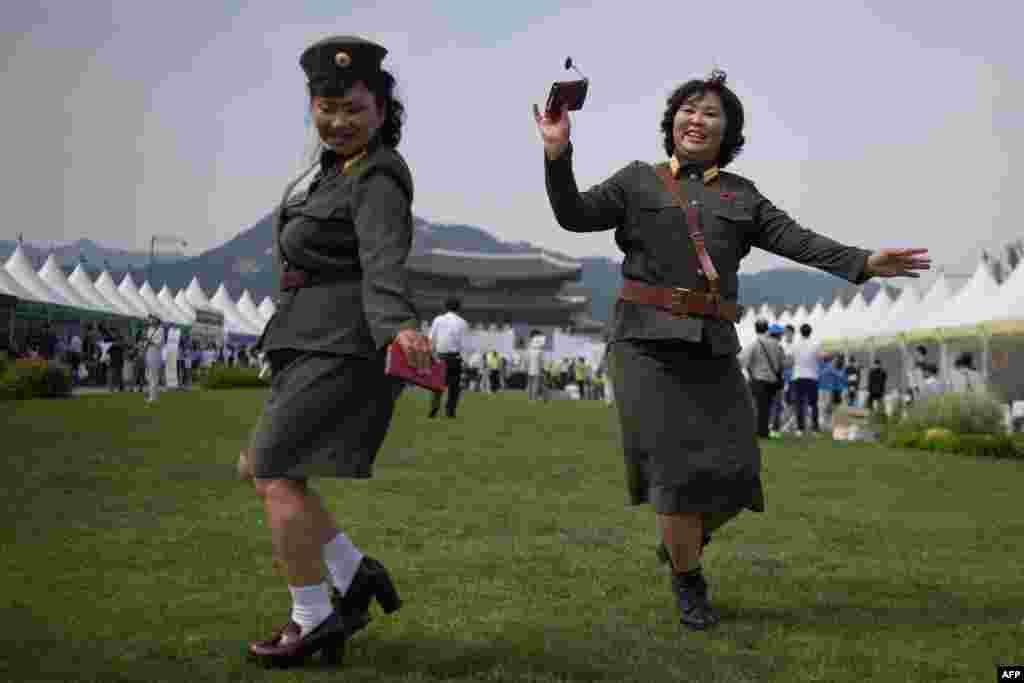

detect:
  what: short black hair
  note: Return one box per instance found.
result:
[754,319,768,334]
[661,76,746,167]
[444,296,461,313]
[955,351,974,369]
[785,324,795,332]
[800,323,812,337]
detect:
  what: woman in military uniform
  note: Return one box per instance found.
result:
[533,71,929,629]
[245,36,432,666]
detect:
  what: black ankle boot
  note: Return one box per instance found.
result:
[671,570,719,630]
[331,557,402,625]
[656,533,712,565]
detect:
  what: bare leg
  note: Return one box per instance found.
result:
[255,479,328,586]
[656,512,703,572]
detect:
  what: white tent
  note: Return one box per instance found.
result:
[94,271,147,318]
[173,289,198,320]
[966,260,1024,324]
[140,281,189,325]
[890,274,954,335]
[854,287,895,342]
[816,298,846,339]
[5,245,72,306]
[827,290,870,342]
[68,266,129,316]
[210,284,261,335]
[0,262,40,301]
[119,273,165,320]
[917,261,1002,332]
[805,300,827,328]
[258,296,276,321]
[236,290,269,331]
[160,286,195,323]
[791,304,808,327]
[185,277,217,313]
[38,255,104,311]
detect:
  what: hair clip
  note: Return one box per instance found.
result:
[706,68,728,86]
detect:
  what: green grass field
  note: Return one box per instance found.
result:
[3,387,1023,682]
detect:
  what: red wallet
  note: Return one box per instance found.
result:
[385,341,447,393]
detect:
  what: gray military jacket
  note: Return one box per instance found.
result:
[259,140,419,357]
[545,142,872,356]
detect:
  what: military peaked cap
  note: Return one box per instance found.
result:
[300,35,387,97]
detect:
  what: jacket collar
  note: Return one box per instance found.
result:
[670,154,720,184]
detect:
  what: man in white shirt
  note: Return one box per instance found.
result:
[165,326,181,389]
[428,297,469,418]
[525,331,547,401]
[789,323,824,434]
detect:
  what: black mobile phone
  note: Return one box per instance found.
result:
[545,79,589,115]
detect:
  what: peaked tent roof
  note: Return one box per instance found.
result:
[140,281,189,325]
[118,273,165,320]
[38,255,104,311]
[173,290,198,319]
[159,286,195,322]
[258,296,277,321]
[826,290,870,341]
[236,290,268,329]
[185,277,218,313]
[209,285,261,335]
[0,262,40,301]
[69,266,129,315]
[917,260,1002,331]
[967,259,1024,324]
[5,245,72,306]
[855,286,895,340]
[93,271,146,318]
[890,274,953,334]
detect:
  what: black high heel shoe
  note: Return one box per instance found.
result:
[331,557,402,630]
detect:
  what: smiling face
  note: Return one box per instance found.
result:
[672,91,727,164]
[311,80,385,158]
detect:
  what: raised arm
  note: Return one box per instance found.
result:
[751,183,931,282]
[534,104,627,232]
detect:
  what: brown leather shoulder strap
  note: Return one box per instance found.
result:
[653,165,721,298]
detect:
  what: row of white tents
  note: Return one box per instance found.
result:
[737,256,1024,350]
[0,245,276,338]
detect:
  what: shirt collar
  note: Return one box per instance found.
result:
[319,137,377,176]
[669,155,720,184]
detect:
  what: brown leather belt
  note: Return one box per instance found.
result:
[619,279,744,323]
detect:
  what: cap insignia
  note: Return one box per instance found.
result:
[334,51,352,68]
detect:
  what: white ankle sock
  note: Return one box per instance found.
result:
[289,582,333,638]
[323,532,364,595]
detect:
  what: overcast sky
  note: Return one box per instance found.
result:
[2,0,1020,277]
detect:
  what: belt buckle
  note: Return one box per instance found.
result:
[670,287,694,319]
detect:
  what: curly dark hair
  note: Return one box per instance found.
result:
[660,77,746,167]
[308,69,406,148]
[365,69,405,148]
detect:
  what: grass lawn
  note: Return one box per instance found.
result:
[2,387,1023,682]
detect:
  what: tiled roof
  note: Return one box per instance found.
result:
[407,248,581,280]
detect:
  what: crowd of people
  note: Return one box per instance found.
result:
[5,318,263,397]
[741,320,987,438]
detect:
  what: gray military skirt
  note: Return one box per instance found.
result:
[608,338,765,528]
[248,348,403,480]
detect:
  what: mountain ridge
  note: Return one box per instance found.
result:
[4,214,882,322]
